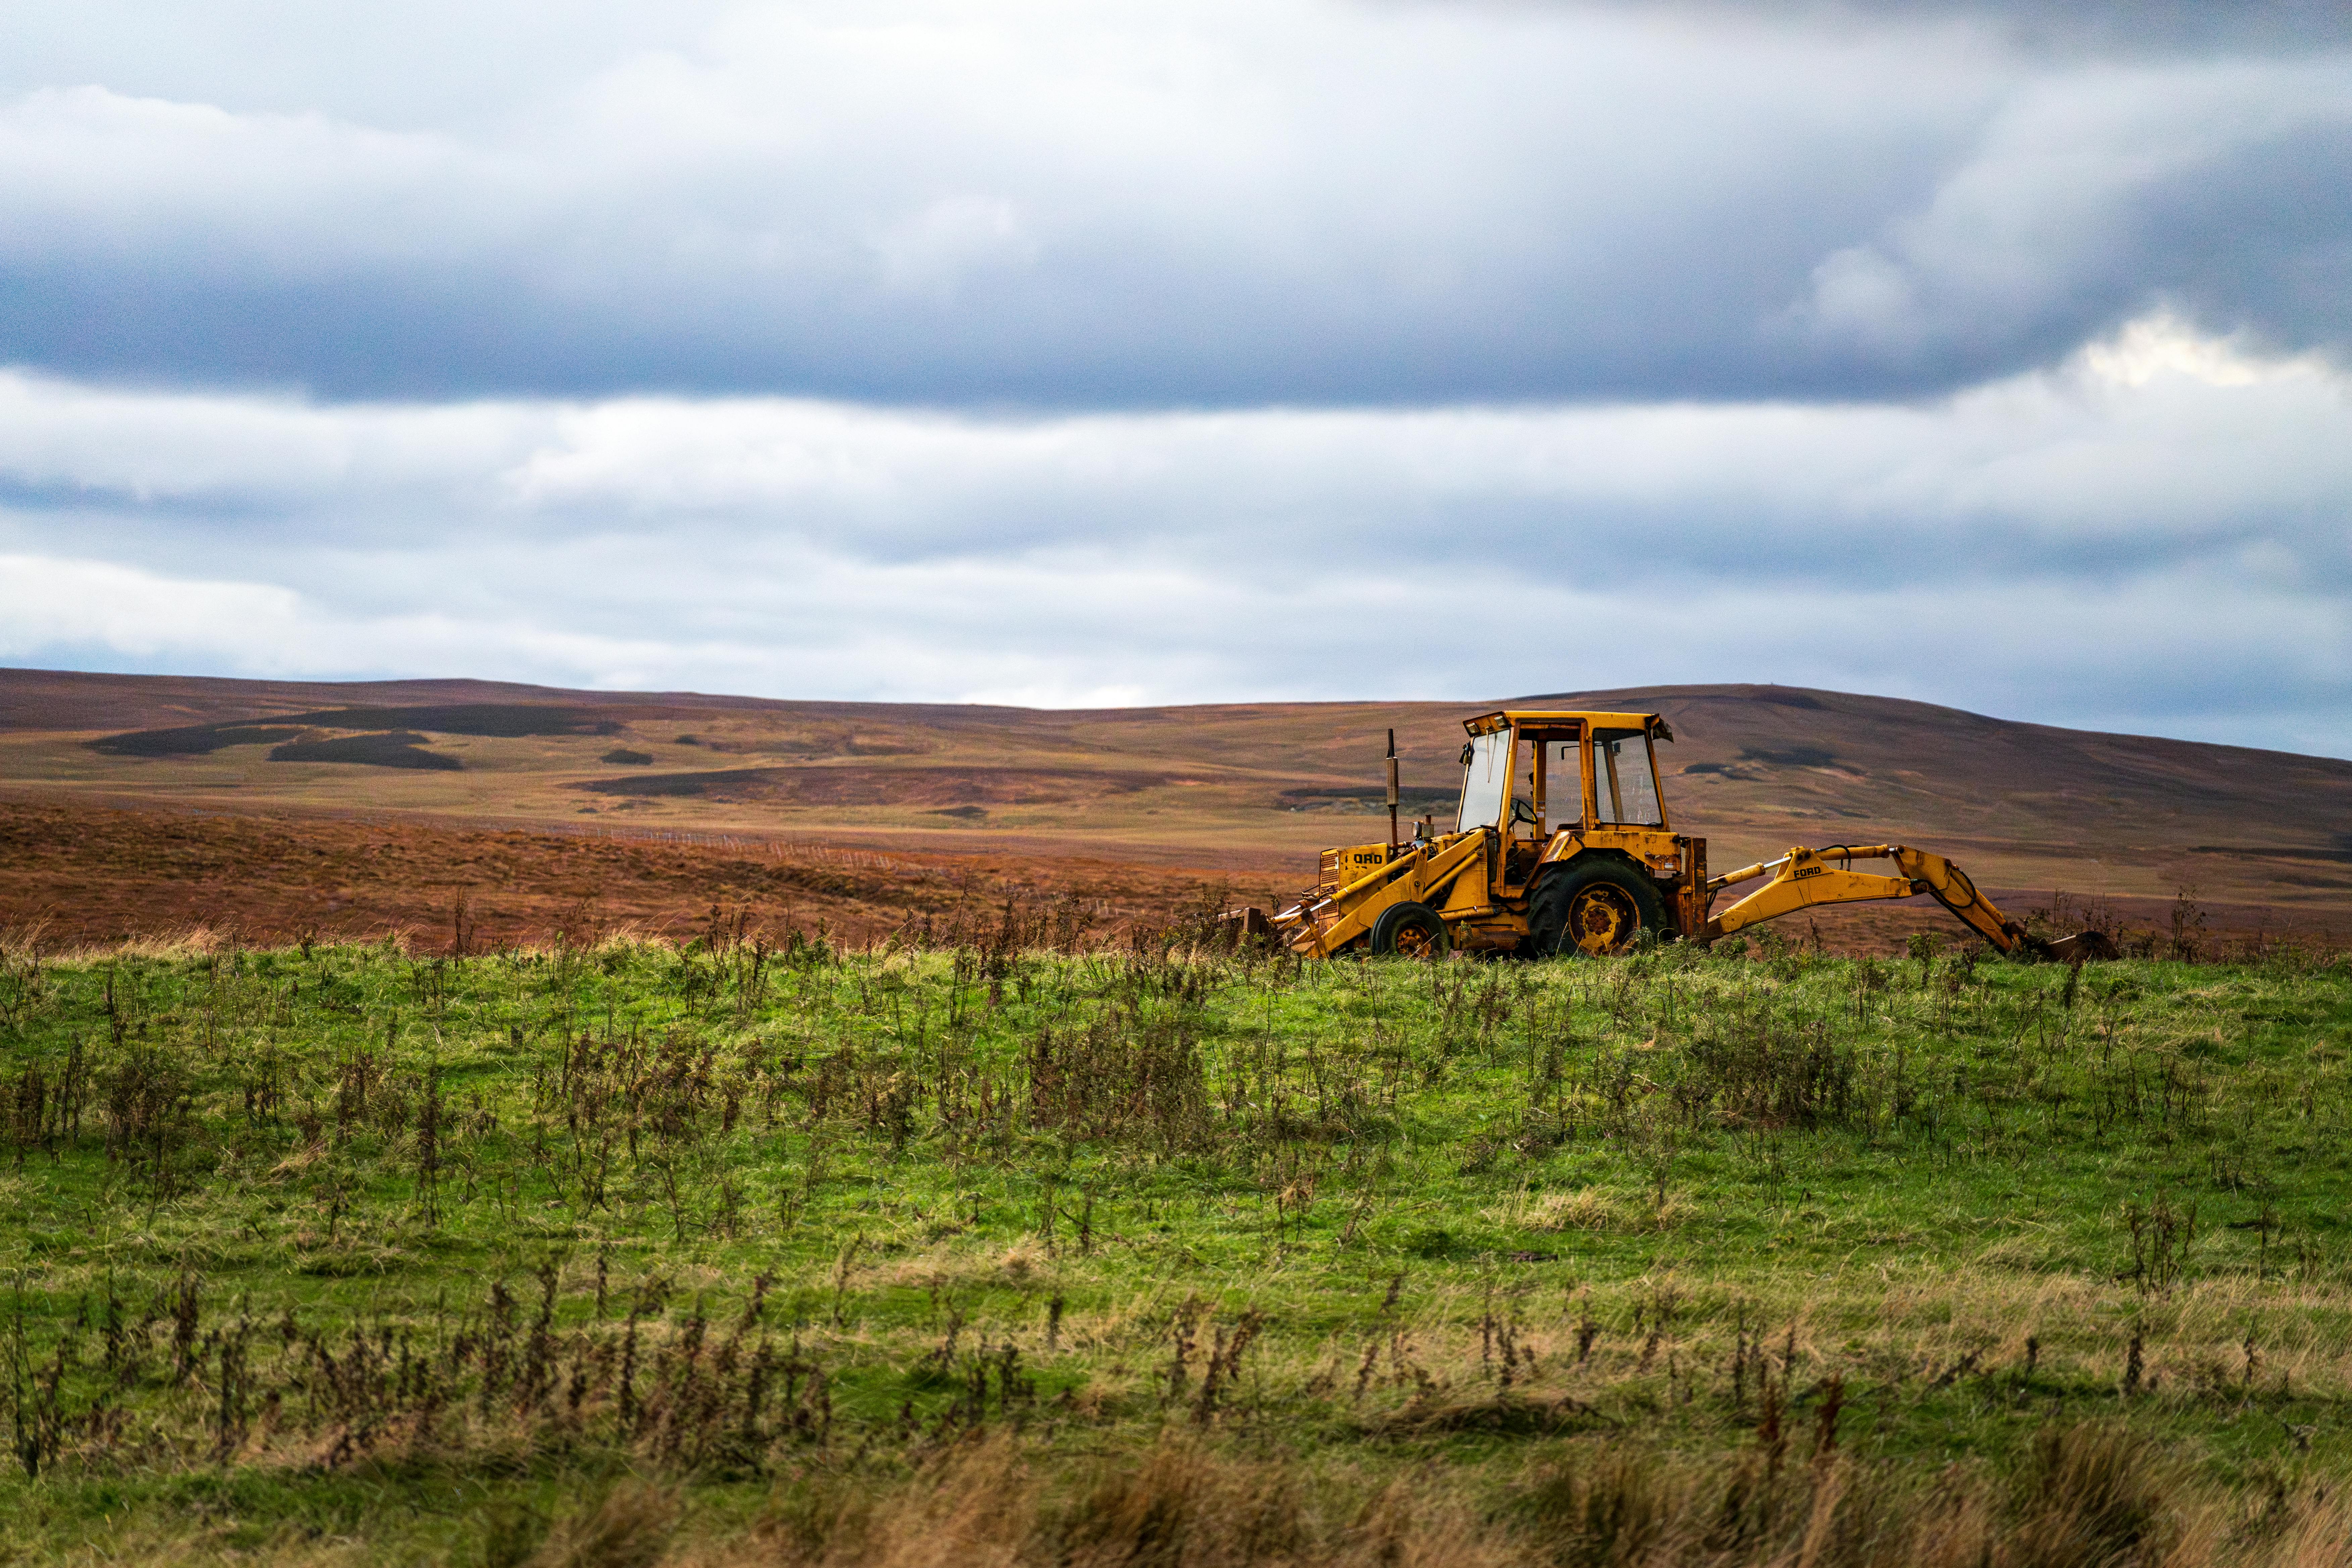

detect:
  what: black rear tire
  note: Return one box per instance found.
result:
[1370,900,1451,958]
[1529,860,1667,957]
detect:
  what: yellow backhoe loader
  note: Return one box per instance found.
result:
[1244,707,2115,962]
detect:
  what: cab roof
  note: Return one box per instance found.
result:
[1463,708,1670,736]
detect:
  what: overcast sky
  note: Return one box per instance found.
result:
[0,0,2346,755]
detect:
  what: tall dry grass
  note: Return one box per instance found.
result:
[655,1428,2352,1568]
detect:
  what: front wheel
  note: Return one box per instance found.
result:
[1529,861,1667,957]
[1370,900,1451,959]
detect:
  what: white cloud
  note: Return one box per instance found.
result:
[2079,311,2272,387]
[1782,56,2352,365]
[872,197,1038,299]
[0,85,520,264]
[0,554,304,656]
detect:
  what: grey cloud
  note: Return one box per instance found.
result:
[0,324,2343,751]
[0,6,2346,405]
[6,328,2346,583]
[1579,0,2352,55]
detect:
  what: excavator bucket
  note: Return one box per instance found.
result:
[2039,930,2120,963]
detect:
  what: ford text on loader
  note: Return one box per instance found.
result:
[1247,708,2114,962]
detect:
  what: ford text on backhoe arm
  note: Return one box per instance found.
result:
[1250,708,2114,961]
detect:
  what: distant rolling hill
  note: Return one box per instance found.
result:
[3,666,2348,925]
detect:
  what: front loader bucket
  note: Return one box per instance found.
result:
[2039,930,2120,963]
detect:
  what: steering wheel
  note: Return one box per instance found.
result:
[1510,797,1538,829]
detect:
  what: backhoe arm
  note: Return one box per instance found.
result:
[1704,843,2108,958]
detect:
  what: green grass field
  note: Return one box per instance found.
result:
[3,916,2350,1566]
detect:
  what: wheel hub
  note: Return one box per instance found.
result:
[1392,923,1441,958]
[1567,885,1637,954]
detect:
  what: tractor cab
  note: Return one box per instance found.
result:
[1456,713,1667,879]
[1445,710,1704,950]
[1285,709,1708,958]
[1454,710,1669,838]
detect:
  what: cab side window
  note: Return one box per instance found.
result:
[1592,729,1663,826]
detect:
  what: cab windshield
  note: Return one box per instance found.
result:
[1592,728,1664,826]
[1457,730,1512,833]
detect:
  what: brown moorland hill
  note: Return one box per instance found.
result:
[3,666,2347,946]
[0,798,1227,952]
